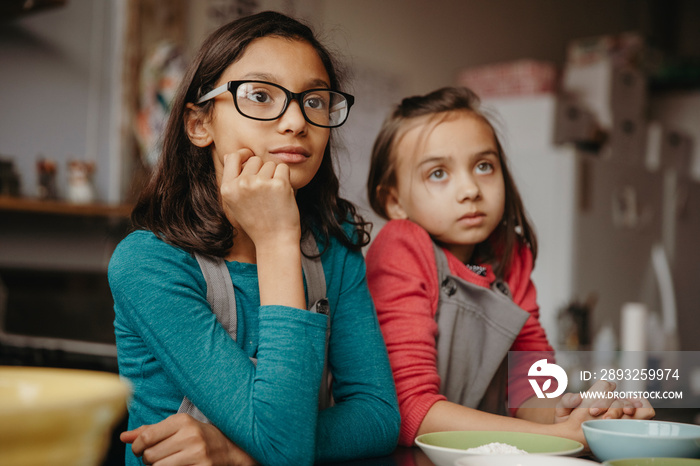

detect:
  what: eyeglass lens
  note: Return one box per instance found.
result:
[234,82,349,127]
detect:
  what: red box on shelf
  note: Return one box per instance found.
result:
[457,59,560,98]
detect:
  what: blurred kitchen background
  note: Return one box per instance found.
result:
[1,1,699,460]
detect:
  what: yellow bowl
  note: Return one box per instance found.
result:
[0,366,131,466]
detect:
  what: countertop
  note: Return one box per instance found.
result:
[320,447,603,465]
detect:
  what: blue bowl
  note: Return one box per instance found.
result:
[582,420,700,462]
[603,459,700,466]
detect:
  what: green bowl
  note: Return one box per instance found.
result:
[456,454,598,466]
[415,431,584,466]
[603,459,700,466]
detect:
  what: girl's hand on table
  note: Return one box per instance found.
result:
[611,396,655,420]
[554,380,655,423]
[121,413,258,466]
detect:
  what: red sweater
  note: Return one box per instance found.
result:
[366,219,553,446]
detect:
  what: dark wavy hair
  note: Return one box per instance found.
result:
[367,86,537,277]
[131,11,370,257]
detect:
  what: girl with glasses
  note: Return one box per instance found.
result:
[109,11,399,465]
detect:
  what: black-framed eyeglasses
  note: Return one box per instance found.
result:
[196,80,355,128]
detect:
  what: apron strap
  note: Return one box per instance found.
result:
[432,242,450,295]
[179,232,331,422]
[301,233,327,308]
[196,253,237,337]
[301,233,333,408]
[179,253,236,422]
[431,242,528,414]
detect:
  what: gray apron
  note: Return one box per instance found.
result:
[433,243,529,415]
[178,234,332,423]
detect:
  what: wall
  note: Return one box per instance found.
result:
[320,0,645,95]
[0,0,126,203]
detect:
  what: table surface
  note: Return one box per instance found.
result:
[320,409,700,466]
[319,447,433,466]
[321,447,602,465]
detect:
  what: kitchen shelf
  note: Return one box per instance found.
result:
[0,196,132,218]
[1,0,67,19]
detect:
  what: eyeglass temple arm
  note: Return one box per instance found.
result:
[330,101,347,112]
[196,83,229,104]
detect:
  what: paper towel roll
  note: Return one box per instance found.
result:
[620,302,647,352]
[620,302,648,392]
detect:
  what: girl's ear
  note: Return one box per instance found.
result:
[185,103,213,148]
[383,187,408,220]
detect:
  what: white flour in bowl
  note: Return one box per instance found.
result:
[462,442,528,454]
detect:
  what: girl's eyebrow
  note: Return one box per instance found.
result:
[416,149,499,168]
[474,149,500,159]
[416,155,450,168]
[240,72,331,89]
[307,78,333,89]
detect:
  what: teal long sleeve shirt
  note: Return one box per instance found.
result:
[108,229,400,465]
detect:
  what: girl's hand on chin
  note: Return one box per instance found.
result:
[220,149,301,248]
